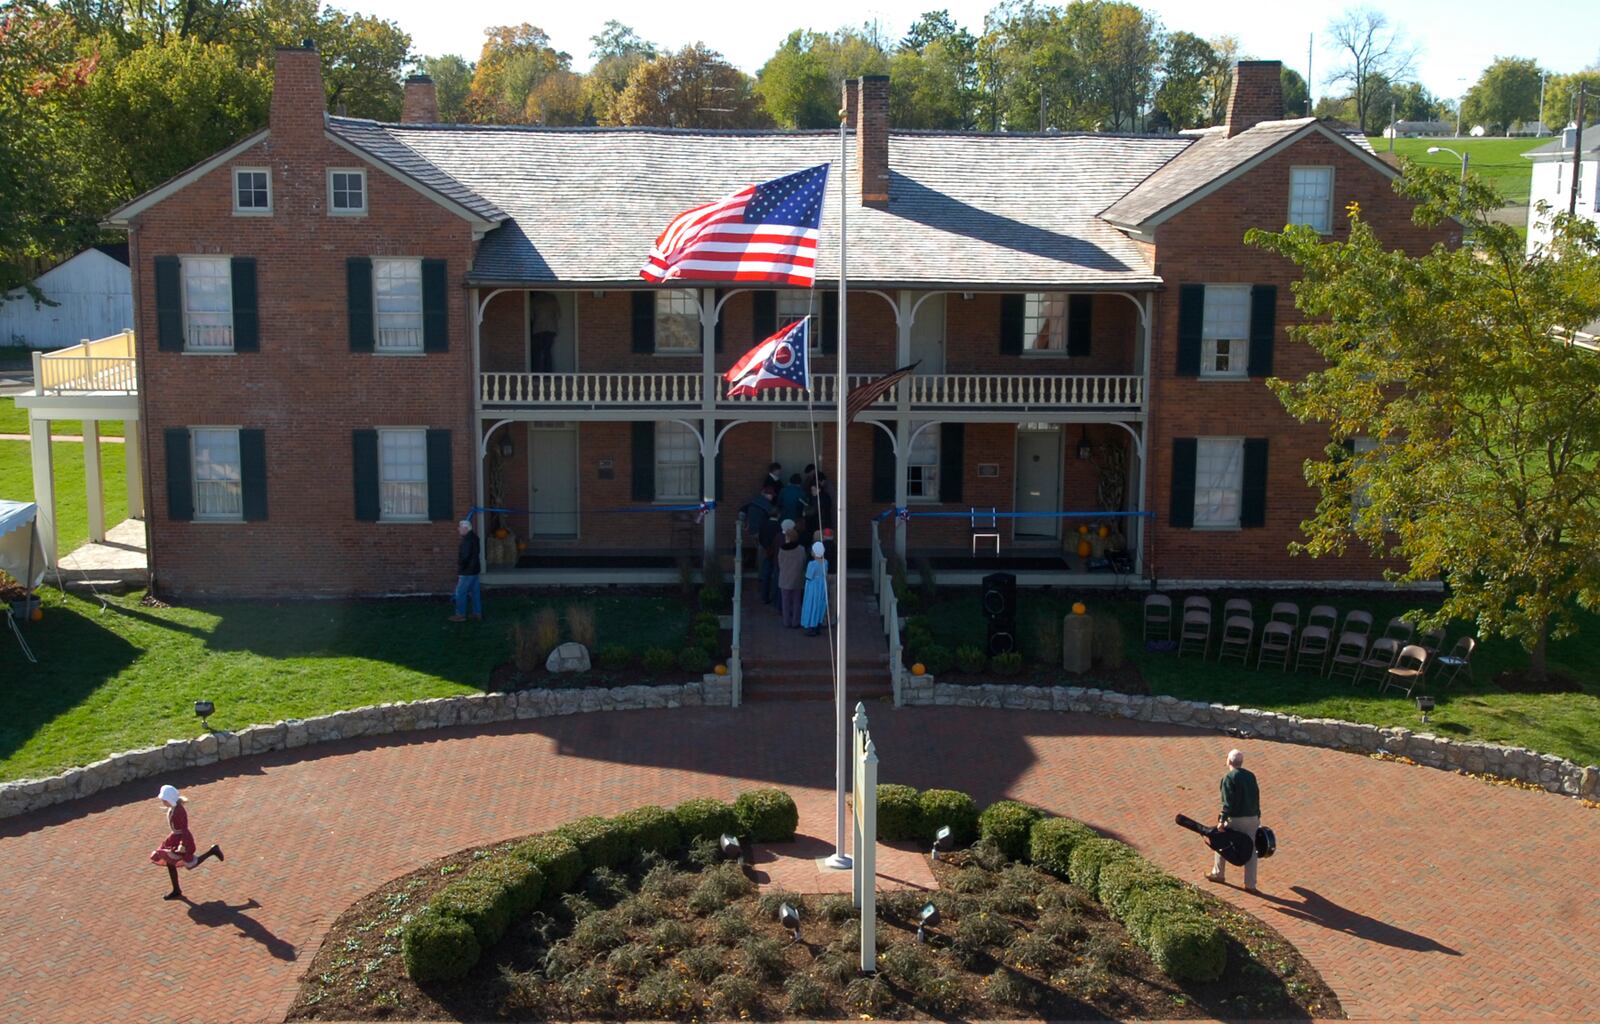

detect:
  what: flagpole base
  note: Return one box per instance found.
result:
[823,852,853,870]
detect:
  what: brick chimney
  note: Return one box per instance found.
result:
[840,78,859,130]
[402,73,438,123]
[1224,60,1284,137]
[857,75,889,207]
[270,40,325,141]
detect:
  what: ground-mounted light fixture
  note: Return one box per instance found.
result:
[917,902,940,943]
[931,825,953,861]
[719,833,743,864]
[194,700,215,731]
[778,901,801,942]
[1416,695,1436,724]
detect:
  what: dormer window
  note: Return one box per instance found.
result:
[329,169,367,215]
[233,168,271,215]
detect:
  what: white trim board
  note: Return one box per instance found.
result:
[103,130,271,227]
[323,131,497,237]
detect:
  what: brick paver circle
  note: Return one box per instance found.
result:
[2,705,1597,1022]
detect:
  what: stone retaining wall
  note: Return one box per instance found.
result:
[0,678,734,820]
[900,675,1600,800]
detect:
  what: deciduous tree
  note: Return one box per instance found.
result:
[1462,56,1542,134]
[615,43,769,129]
[1324,7,1417,134]
[1543,68,1600,130]
[417,53,472,122]
[1153,30,1217,130]
[466,23,569,123]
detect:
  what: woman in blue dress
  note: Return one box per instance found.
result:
[801,541,829,636]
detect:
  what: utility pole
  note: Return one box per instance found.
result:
[1571,87,1587,217]
[1307,33,1313,114]
[1389,99,1396,152]
[1539,70,1548,134]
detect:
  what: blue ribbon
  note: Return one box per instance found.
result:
[874,507,1154,523]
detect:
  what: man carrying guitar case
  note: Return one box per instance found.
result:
[1205,748,1261,891]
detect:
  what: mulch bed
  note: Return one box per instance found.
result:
[288,839,1340,1021]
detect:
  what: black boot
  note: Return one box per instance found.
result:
[164,864,183,900]
[194,844,223,866]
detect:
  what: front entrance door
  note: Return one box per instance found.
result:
[773,422,821,484]
[908,292,945,373]
[528,423,578,536]
[1014,426,1062,540]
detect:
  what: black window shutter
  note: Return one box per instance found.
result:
[230,258,258,352]
[1000,293,1024,354]
[353,429,379,521]
[347,258,374,353]
[155,257,183,351]
[1248,284,1276,377]
[1067,294,1092,357]
[422,258,449,352]
[753,290,777,339]
[713,288,724,352]
[1169,438,1197,528]
[1241,438,1269,528]
[871,426,896,503]
[164,428,193,521]
[714,447,724,501]
[939,423,964,503]
[1177,284,1204,377]
[631,291,655,353]
[426,429,453,522]
[819,291,838,353]
[240,428,267,521]
[631,421,655,500]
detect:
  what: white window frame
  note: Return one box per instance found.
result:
[1288,165,1334,233]
[654,421,700,502]
[328,168,367,216]
[190,427,243,521]
[232,167,271,215]
[373,257,424,354]
[1193,437,1244,530]
[776,291,818,348]
[181,255,234,353]
[377,427,429,522]
[1023,292,1071,353]
[654,289,701,354]
[1200,284,1251,379]
[906,421,940,502]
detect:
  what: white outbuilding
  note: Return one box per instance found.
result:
[0,244,133,350]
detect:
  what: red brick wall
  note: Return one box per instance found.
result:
[945,293,1138,374]
[1144,131,1459,582]
[480,291,523,372]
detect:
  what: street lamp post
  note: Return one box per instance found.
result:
[1427,145,1470,199]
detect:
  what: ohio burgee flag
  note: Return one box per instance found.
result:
[723,318,811,396]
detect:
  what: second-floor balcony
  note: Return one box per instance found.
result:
[33,330,138,394]
[479,370,1143,413]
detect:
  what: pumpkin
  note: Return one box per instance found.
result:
[1097,525,1110,538]
[1077,523,1091,535]
[30,607,43,622]
[1072,602,1087,616]
[493,528,509,539]
[714,664,729,676]
[911,662,927,676]
[1076,539,1092,558]
[516,541,528,552]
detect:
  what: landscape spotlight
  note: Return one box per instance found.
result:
[719,833,743,864]
[1415,695,1436,724]
[778,901,801,942]
[194,700,215,731]
[931,825,953,860]
[917,902,940,943]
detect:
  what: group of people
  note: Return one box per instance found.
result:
[745,462,836,636]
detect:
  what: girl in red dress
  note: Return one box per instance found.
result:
[149,784,222,900]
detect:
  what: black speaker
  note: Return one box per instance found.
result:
[986,622,1016,656]
[981,572,1016,621]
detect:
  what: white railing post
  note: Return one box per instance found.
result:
[857,731,878,974]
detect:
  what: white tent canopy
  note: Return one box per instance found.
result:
[0,500,46,589]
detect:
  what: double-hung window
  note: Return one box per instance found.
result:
[374,258,424,353]
[1289,166,1334,232]
[1201,285,1251,378]
[191,428,242,520]
[329,169,366,215]
[182,256,234,351]
[378,428,428,520]
[1024,292,1070,351]
[906,421,940,500]
[655,289,700,353]
[654,421,699,500]
[776,291,816,346]
[233,168,270,214]
[1193,438,1243,528]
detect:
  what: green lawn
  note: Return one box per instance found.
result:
[0,438,128,555]
[1367,135,1547,206]
[0,591,693,781]
[915,590,1600,767]
[0,396,124,438]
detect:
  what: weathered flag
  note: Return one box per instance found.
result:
[724,318,811,397]
[844,363,919,423]
[641,164,830,286]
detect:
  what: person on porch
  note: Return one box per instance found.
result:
[801,541,829,636]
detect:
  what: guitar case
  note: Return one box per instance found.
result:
[1173,813,1254,867]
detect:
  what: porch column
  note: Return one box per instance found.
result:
[84,420,105,542]
[29,417,57,567]
[124,418,144,519]
[893,291,913,560]
[700,289,718,560]
[470,287,487,568]
[1130,430,1147,576]
[1135,293,1153,575]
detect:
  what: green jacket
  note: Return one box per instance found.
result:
[1220,767,1260,819]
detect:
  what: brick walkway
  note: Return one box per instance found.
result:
[1,705,1597,1022]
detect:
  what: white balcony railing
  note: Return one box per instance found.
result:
[34,330,138,394]
[907,373,1141,407]
[482,371,703,406]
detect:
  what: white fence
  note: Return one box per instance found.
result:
[33,330,137,394]
[869,525,906,706]
[851,702,878,973]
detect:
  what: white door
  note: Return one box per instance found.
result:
[773,422,821,483]
[1014,426,1062,540]
[528,423,578,536]
[908,292,945,373]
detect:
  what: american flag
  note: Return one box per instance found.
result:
[844,363,919,423]
[724,319,811,397]
[641,164,830,287]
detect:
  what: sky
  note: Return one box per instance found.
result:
[367,0,1596,105]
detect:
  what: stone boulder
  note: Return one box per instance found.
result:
[546,642,591,673]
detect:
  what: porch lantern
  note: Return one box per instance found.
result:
[1076,427,1092,461]
[497,435,514,458]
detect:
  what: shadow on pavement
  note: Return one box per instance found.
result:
[1257,885,1462,955]
[185,897,298,961]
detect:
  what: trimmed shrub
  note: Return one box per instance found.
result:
[1147,916,1227,982]
[509,833,583,895]
[784,973,829,1016]
[466,857,545,918]
[1028,817,1100,878]
[709,973,761,1017]
[673,797,740,843]
[1095,856,1182,919]
[554,815,631,871]
[1066,836,1136,894]
[597,644,633,671]
[693,611,721,631]
[979,800,1044,862]
[402,905,480,982]
[919,643,953,675]
[734,788,799,842]
[642,647,676,674]
[876,783,923,841]
[1120,885,1207,946]
[991,651,1024,676]
[955,644,987,674]
[917,788,978,844]
[433,875,514,949]
[697,585,726,612]
[613,805,681,857]
[676,646,711,674]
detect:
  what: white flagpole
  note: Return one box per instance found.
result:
[826,110,852,871]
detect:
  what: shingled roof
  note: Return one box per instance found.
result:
[325,118,1190,289]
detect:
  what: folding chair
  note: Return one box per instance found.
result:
[1355,637,1402,686]
[1340,610,1374,639]
[1381,617,1415,645]
[970,508,1000,556]
[1379,644,1429,697]
[1217,615,1255,665]
[1183,596,1211,619]
[1432,636,1477,689]
[1257,621,1293,671]
[1143,593,1173,642]
[1294,624,1332,674]
[1269,601,1301,632]
[1178,608,1212,658]
[1326,630,1369,682]
[1418,626,1446,661]
[1223,597,1253,621]
[1307,604,1339,633]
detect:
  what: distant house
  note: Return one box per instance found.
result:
[1524,126,1600,254]
[1509,120,1551,138]
[0,244,133,349]
[1383,120,1453,138]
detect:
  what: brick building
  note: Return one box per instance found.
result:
[99,49,1455,597]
